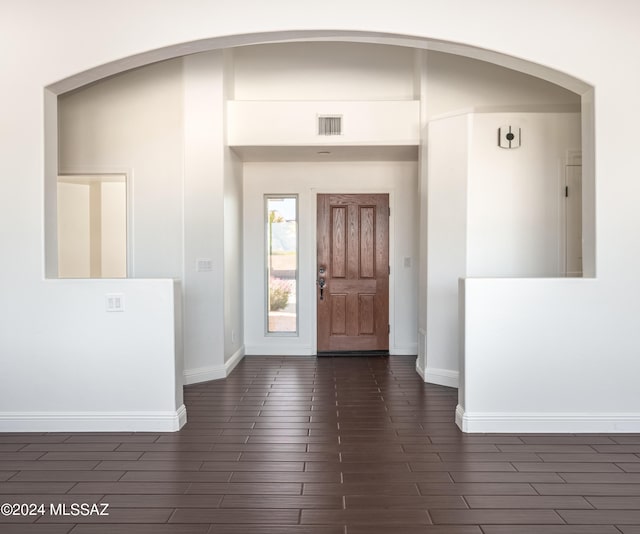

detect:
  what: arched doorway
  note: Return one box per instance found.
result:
[44,30,595,432]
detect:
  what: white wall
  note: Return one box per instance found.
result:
[57,182,90,278]
[0,279,185,432]
[59,51,239,386]
[416,51,429,377]
[100,181,127,278]
[243,161,418,355]
[233,41,422,357]
[233,42,417,100]
[425,114,470,387]
[416,50,579,381]
[459,277,640,432]
[223,49,244,368]
[3,0,640,433]
[57,179,127,278]
[224,49,245,366]
[467,112,581,277]
[224,148,244,363]
[425,51,580,119]
[181,51,228,383]
[228,100,420,146]
[28,66,186,430]
[425,111,581,390]
[58,59,184,278]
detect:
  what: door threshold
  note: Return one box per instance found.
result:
[316,350,389,357]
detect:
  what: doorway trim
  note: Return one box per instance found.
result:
[560,150,583,277]
[310,187,400,355]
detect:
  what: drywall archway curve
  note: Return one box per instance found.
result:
[46,30,591,96]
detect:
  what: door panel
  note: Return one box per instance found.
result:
[358,294,375,334]
[359,206,375,278]
[330,294,347,335]
[317,193,389,352]
[331,206,347,277]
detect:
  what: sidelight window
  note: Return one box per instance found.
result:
[265,195,298,334]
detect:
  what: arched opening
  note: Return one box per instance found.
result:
[43,32,595,429]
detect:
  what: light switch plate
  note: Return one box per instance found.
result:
[196,259,213,272]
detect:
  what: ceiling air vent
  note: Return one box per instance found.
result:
[318,115,342,136]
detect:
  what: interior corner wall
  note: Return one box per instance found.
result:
[426,111,581,391]
[416,50,428,376]
[223,48,244,369]
[59,51,235,384]
[425,114,469,388]
[418,51,581,388]
[182,51,227,384]
[223,148,244,365]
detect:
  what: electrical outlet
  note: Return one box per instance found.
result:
[106,293,124,312]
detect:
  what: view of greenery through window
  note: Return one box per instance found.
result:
[266,196,297,333]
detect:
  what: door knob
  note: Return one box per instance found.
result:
[318,277,326,300]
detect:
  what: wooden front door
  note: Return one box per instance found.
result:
[317,193,389,352]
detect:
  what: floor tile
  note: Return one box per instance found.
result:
[0,356,637,533]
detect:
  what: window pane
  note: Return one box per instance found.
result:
[266,196,297,333]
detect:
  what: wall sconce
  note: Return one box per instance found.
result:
[498,125,521,149]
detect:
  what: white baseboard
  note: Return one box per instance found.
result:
[176,404,188,429]
[183,364,226,385]
[245,346,416,356]
[0,405,188,433]
[425,367,459,388]
[225,346,245,375]
[415,359,425,380]
[390,345,418,356]
[455,404,465,430]
[456,405,640,433]
[184,347,246,385]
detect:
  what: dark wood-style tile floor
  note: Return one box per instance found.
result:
[1,355,640,533]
